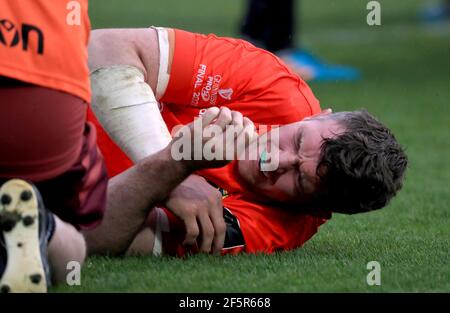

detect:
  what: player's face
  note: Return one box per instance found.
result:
[237,113,345,205]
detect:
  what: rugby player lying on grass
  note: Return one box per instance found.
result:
[84,27,408,256]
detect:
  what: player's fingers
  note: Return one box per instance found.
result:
[213,107,233,131]
[231,111,244,130]
[197,213,215,253]
[182,215,200,246]
[200,107,221,127]
[210,207,226,255]
[233,117,257,159]
[221,111,244,159]
[243,116,256,133]
[242,117,257,144]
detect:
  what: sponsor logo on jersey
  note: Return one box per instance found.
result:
[194,64,207,89]
[0,19,44,55]
[218,88,233,100]
[191,64,232,106]
[201,74,221,104]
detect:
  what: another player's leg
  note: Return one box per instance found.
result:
[47,216,86,284]
[0,179,51,293]
[0,179,88,292]
[0,83,107,292]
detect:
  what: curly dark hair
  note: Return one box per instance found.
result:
[315,110,408,214]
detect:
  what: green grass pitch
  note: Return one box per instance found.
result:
[53,0,449,292]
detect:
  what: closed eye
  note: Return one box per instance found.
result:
[294,129,303,193]
[294,128,302,153]
[296,171,303,194]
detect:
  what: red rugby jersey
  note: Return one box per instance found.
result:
[87,28,330,254]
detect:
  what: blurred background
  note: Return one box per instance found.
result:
[66,0,449,292]
[88,0,450,124]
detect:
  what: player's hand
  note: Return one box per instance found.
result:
[165,174,225,254]
[170,106,257,171]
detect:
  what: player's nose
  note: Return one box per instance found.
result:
[261,150,297,183]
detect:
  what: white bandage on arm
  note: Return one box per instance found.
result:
[90,65,172,162]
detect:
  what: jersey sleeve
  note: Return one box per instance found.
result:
[161,29,321,126]
[222,195,330,254]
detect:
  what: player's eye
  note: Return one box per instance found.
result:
[296,170,303,194]
[294,128,302,153]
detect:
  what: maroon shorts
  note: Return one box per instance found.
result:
[0,82,107,230]
[0,83,87,181]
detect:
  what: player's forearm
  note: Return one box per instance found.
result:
[106,146,190,224]
[84,145,190,256]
